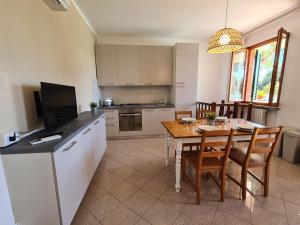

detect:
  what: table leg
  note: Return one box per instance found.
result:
[165,129,170,167]
[175,139,182,192]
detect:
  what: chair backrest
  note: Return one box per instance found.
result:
[217,100,253,120]
[244,126,283,166]
[197,129,235,169]
[196,102,216,119]
[175,111,193,121]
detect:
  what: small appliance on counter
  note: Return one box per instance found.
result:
[102,98,113,107]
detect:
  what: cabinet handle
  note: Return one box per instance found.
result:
[144,82,153,85]
[63,141,77,152]
[94,120,100,125]
[106,124,115,127]
[82,128,91,135]
[125,83,134,85]
[104,83,114,86]
[106,117,114,120]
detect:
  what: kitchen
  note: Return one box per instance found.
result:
[97,43,199,138]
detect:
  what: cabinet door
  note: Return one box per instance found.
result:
[156,47,173,85]
[106,123,119,137]
[118,45,140,85]
[142,109,157,135]
[98,45,118,86]
[156,108,175,134]
[54,130,94,225]
[140,46,157,85]
[91,116,107,169]
[175,55,199,84]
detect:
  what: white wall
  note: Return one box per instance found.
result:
[197,41,229,103]
[0,158,15,225]
[0,0,97,132]
[241,9,300,128]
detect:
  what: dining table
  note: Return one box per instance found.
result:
[161,118,265,192]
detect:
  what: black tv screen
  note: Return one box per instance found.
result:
[41,82,78,130]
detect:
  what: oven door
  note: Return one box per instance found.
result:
[119,112,142,132]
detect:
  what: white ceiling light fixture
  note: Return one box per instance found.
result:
[207,0,243,54]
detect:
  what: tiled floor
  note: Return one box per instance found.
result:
[72,138,300,225]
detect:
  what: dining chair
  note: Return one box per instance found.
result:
[175,111,193,121]
[226,126,283,200]
[196,102,216,119]
[182,129,235,204]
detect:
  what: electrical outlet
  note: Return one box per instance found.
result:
[0,130,20,147]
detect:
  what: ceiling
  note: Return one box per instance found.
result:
[74,0,300,39]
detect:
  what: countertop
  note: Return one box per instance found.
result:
[0,111,105,155]
[100,103,175,110]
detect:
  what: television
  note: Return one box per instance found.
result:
[40,82,78,130]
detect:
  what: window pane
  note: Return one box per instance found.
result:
[250,41,276,103]
[229,50,247,101]
[273,37,287,103]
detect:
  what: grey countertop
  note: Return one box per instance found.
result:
[0,111,105,155]
[100,103,175,110]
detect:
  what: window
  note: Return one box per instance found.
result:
[228,28,290,106]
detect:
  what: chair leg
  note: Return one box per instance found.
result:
[241,168,247,200]
[220,170,225,202]
[264,166,270,197]
[196,171,201,204]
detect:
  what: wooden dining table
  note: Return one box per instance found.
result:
[161,118,264,192]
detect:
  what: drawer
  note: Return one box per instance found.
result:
[106,123,119,137]
[103,110,119,124]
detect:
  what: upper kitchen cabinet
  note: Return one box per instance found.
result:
[97,45,118,86]
[140,46,157,85]
[117,45,141,85]
[156,46,173,85]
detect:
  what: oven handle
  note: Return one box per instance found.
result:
[119,113,142,116]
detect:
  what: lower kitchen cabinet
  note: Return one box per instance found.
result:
[142,108,175,135]
[103,109,119,137]
[1,114,107,225]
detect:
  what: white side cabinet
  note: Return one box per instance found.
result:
[142,108,175,135]
[2,114,107,225]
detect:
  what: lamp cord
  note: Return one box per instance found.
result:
[225,0,229,28]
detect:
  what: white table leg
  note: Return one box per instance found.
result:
[165,129,170,167]
[175,139,182,192]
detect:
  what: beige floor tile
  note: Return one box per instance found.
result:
[284,201,300,224]
[125,190,156,215]
[87,193,122,220]
[109,181,138,202]
[101,204,140,225]
[252,195,286,217]
[108,162,135,179]
[173,213,200,225]
[71,206,101,225]
[126,170,152,188]
[82,183,106,208]
[251,206,288,225]
[139,164,163,177]
[92,168,123,191]
[282,188,300,206]
[143,200,180,225]
[181,201,216,225]
[211,210,251,225]
[135,218,151,225]
[142,178,169,198]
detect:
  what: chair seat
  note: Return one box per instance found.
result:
[229,147,266,168]
[184,151,223,172]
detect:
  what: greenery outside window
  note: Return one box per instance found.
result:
[228,28,290,106]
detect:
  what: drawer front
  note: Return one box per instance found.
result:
[103,110,119,124]
[106,123,119,137]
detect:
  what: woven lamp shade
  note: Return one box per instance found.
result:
[208,28,243,53]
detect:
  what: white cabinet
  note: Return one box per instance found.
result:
[140,46,157,85]
[142,109,157,135]
[97,44,173,86]
[103,109,119,137]
[142,108,175,135]
[156,46,173,85]
[98,45,118,86]
[117,45,140,85]
[2,114,107,225]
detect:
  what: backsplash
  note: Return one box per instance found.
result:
[100,86,171,105]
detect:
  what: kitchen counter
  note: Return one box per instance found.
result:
[0,111,105,155]
[100,103,175,110]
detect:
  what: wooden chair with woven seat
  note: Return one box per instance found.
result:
[226,126,283,200]
[182,129,235,204]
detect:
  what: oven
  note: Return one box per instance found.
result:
[119,108,142,132]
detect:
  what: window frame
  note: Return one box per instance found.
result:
[228,28,290,107]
